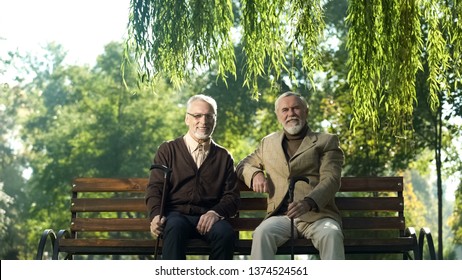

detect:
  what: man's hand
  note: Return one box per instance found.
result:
[252,172,269,193]
[150,215,166,238]
[196,211,220,235]
[286,200,312,219]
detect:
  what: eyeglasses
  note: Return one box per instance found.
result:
[187,112,216,120]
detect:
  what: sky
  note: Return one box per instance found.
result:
[0,0,130,67]
[0,0,131,179]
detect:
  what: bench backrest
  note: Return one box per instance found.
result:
[69,177,406,239]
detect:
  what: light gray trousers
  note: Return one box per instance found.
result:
[250,216,345,260]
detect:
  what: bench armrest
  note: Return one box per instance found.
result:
[53,229,71,260]
[404,227,419,260]
[36,229,56,260]
[418,227,437,260]
[405,226,417,237]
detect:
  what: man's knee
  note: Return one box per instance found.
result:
[164,215,191,235]
[210,221,235,241]
[252,224,268,239]
[316,225,344,251]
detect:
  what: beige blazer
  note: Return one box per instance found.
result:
[236,128,344,227]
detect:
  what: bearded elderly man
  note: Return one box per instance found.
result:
[146,94,239,260]
[236,91,345,260]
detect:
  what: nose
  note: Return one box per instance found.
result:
[288,108,296,115]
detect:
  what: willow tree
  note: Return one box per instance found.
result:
[126,0,461,136]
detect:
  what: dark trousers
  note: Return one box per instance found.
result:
[161,211,236,260]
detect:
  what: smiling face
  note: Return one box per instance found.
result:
[275,94,308,135]
[185,99,217,142]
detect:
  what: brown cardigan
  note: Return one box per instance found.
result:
[146,136,240,221]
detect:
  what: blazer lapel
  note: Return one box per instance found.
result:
[274,131,289,161]
[291,130,317,159]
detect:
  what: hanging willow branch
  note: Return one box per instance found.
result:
[423,0,450,111]
[126,0,235,87]
[450,0,462,89]
[240,0,288,96]
[126,0,460,134]
[126,0,324,98]
[383,0,423,136]
[291,0,325,89]
[346,0,384,132]
[345,0,454,135]
[346,0,421,135]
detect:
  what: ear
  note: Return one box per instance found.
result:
[185,114,189,126]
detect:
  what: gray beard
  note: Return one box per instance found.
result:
[284,124,303,135]
[195,132,211,140]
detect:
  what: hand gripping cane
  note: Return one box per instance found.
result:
[288,176,310,260]
[150,164,172,260]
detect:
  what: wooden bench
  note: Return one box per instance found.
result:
[36,176,435,260]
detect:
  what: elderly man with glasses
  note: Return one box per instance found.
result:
[146,94,240,260]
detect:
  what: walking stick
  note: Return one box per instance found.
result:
[150,164,172,260]
[288,176,310,260]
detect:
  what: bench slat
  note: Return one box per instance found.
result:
[342,217,406,230]
[57,237,416,256]
[71,218,150,232]
[71,198,146,212]
[339,177,403,192]
[70,216,406,232]
[336,197,403,211]
[71,197,403,212]
[59,237,415,249]
[71,177,403,193]
[73,178,147,192]
[238,198,267,210]
[70,218,264,232]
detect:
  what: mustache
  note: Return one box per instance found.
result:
[286,117,300,123]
